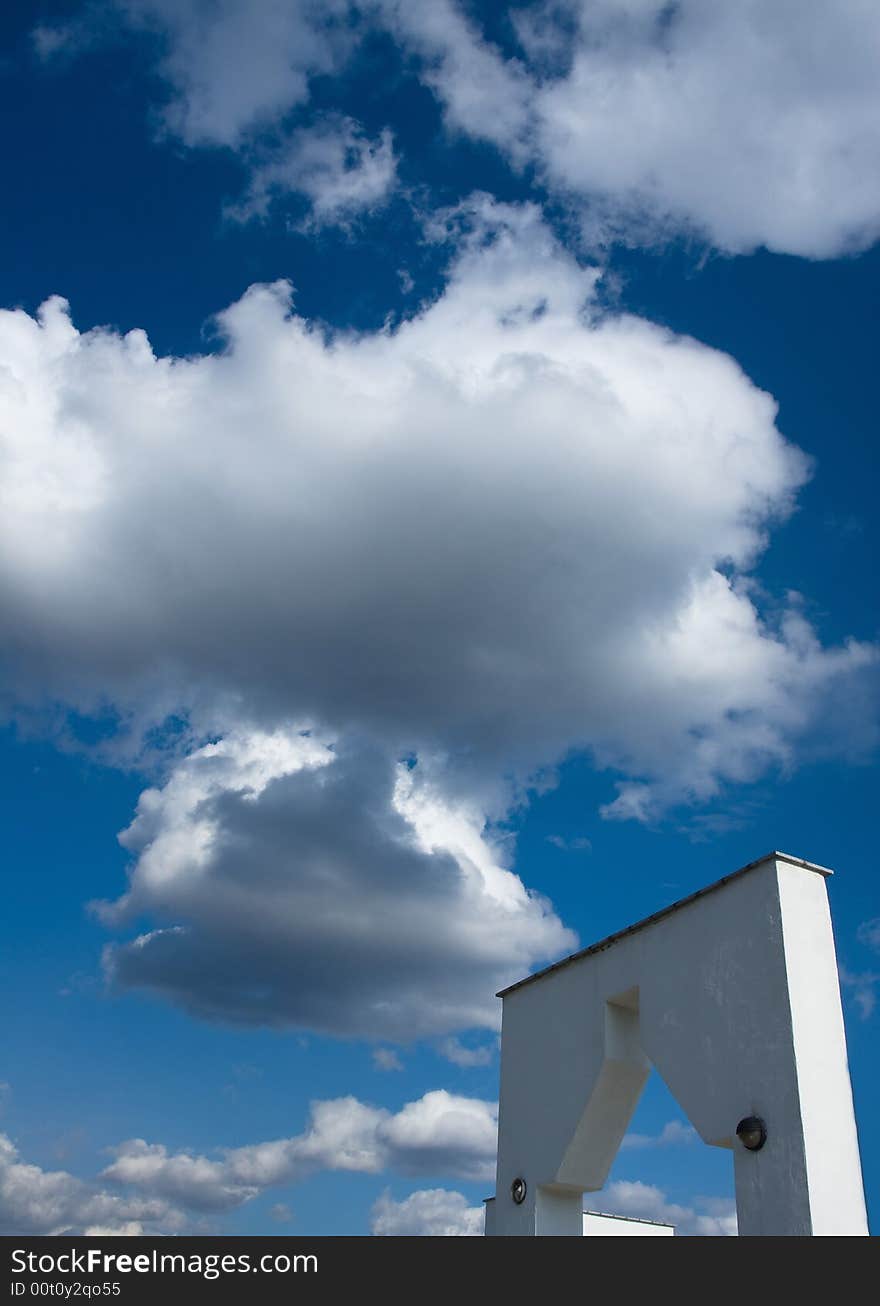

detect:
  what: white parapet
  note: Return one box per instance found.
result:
[583,1212,674,1237]
[487,852,868,1237]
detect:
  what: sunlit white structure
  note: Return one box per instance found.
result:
[486,852,868,1237]
[583,1211,673,1237]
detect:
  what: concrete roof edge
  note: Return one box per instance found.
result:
[497,850,834,998]
[583,1210,675,1227]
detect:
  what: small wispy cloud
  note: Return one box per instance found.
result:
[229,117,397,231]
[676,808,754,843]
[839,919,880,1018]
[857,918,880,952]
[372,1048,404,1073]
[437,1037,497,1069]
[840,966,879,1020]
[546,834,592,853]
[621,1119,697,1150]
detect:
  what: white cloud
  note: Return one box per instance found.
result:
[601,1179,737,1236]
[124,0,354,148]
[374,1177,736,1237]
[372,1049,404,1072]
[390,0,880,257]
[1,199,870,804]
[33,3,355,148]
[103,1090,497,1212]
[0,1133,183,1237]
[35,2,880,257]
[97,729,571,1037]
[377,1091,496,1181]
[1,197,875,1032]
[101,1139,258,1213]
[2,1118,740,1237]
[621,1119,697,1149]
[0,1089,494,1231]
[546,834,592,853]
[544,0,880,256]
[380,0,533,162]
[840,965,879,1020]
[840,919,880,1017]
[32,22,84,61]
[82,1222,145,1237]
[437,1037,496,1069]
[34,5,385,222]
[371,1187,484,1236]
[232,117,397,229]
[857,918,880,952]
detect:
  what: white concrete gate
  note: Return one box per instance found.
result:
[486,852,868,1236]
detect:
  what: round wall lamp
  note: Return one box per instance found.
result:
[511,1177,527,1204]
[736,1116,767,1151]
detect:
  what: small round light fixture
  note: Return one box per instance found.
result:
[736,1116,767,1152]
[511,1177,527,1205]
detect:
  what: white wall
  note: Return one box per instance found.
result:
[489,853,868,1237]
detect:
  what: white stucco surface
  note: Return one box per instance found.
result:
[487,853,868,1237]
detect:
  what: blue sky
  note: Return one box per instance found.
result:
[1,1,878,1237]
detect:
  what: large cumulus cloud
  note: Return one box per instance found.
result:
[98,728,572,1036]
[1,200,868,801]
[1,198,874,1034]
